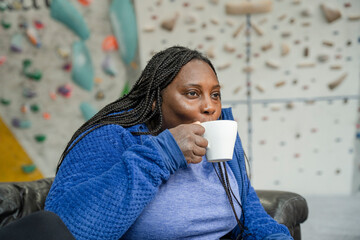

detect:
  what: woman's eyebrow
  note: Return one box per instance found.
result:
[184,84,221,89]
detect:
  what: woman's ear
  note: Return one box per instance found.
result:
[152,101,156,111]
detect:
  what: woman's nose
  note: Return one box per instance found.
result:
[202,97,216,115]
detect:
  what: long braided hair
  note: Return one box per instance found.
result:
[56,46,216,172]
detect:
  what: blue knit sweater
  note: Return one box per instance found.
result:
[45,108,292,240]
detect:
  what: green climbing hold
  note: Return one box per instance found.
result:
[1,19,11,29]
[25,70,42,81]
[34,134,46,142]
[121,80,131,97]
[0,2,6,12]
[30,104,40,112]
[0,98,11,105]
[23,59,32,69]
[21,164,36,173]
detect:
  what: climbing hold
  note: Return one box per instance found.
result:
[317,54,329,62]
[78,0,92,6]
[265,60,280,69]
[297,62,315,68]
[72,41,94,91]
[26,26,41,48]
[275,81,286,87]
[80,102,97,121]
[301,8,312,17]
[160,13,179,31]
[94,77,103,84]
[304,47,309,57]
[233,22,245,38]
[281,31,291,38]
[255,85,264,93]
[184,13,197,25]
[51,0,90,40]
[328,73,347,90]
[25,70,42,80]
[322,40,334,47]
[102,35,118,51]
[356,132,360,139]
[0,2,6,11]
[57,84,72,98]
[0,56,6,65]
[281,43,290,56]
[20,104,29,113]
[121,80,131,97]
[1,98,11,105]
[110,0,138,64]
[43,112,51,120]
[1,19,11,29]
[320,4,341,23]
[33,20,44,30]
[251,23,263,36]
[23,88,37,98]
[225,0,272,15]
[243,66,253,73]
[12,118,31,128]
[22,59,42,81]
[233,86,242,94]
[224,43,236,53]
[95,90,105,100]
[261,42,272,51]
[348,15,360,21]
[102,55,117,76]
[143,24,156,33]
[30,104,40,113]
[57,46,71,59]
[34,134,46,142]
[49,92,57,100]
[62,62,72,72]
[10,33,24,53]
[22,164,36,173]
[330,65,342,70]
[217,62,231,70]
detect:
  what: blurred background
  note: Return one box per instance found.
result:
[0,0,359,239]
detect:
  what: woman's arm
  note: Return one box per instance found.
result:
[45,125,186,240]
[239,184,293,240]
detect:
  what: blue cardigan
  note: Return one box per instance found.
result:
[45,108,292,240]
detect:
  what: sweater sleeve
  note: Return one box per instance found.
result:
[238,184,293,240]
[45,125,186,240]
[230,137,292,240]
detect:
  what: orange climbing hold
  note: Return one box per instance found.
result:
[43,112,51,120]
[102,35,118,51]
[78,0,92,6]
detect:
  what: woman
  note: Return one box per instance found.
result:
[45,46,293,239]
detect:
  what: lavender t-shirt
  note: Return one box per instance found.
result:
[122,157,241,240]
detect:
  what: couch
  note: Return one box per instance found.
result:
[0,178,308,239]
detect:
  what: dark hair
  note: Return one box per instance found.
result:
[56,46,217,172]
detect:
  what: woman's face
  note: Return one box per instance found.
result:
[160,59,222,130]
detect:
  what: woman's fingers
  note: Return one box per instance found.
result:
[169,123,208,164]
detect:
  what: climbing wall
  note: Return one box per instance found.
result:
[134,0,360,195]
[0,0,359,195]
[0,116,43,181]
[0,0,132,177]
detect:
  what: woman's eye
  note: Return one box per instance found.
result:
[212,92,221,99]
[186,91,198,97]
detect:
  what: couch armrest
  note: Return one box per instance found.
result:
[0,178,54,227]
[256,190,308,237]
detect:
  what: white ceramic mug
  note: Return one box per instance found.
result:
[200,120,238,162]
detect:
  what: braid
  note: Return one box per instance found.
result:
[56,46,217,172]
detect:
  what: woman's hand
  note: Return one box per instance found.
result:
[169,122,208,164]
